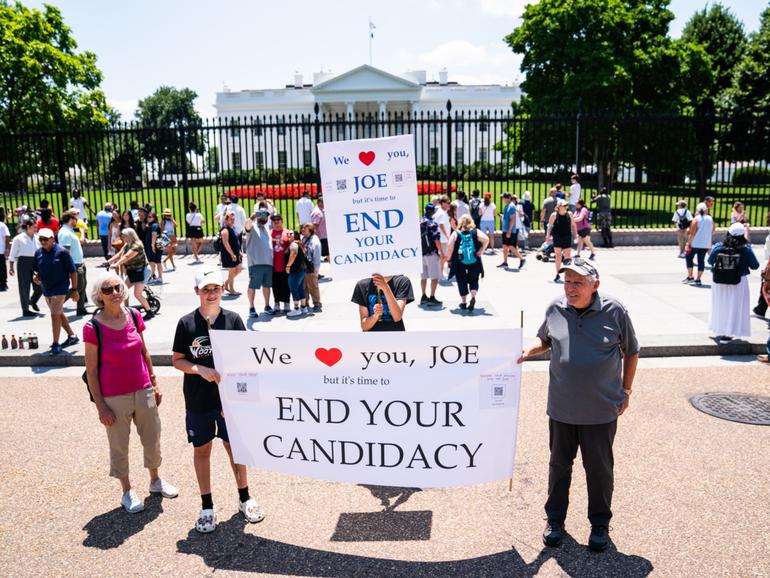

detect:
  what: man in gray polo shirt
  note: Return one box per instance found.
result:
[519,258,639,552]
[244,208,274,319]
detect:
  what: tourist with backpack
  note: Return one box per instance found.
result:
[707,223,760,342]
[447,214,489,312]
[672,200,692,258]
[419,203,443,306]
[684,202,714,286]
[469,190,482,229]
[284,230,311,317]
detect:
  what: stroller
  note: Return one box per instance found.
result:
[143,284,161,315]
[535,241,555,262]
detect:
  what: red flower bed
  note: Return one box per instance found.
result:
[227,182,455,200]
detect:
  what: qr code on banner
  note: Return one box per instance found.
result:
[394,173,403,183]
[336,179,347,191]
[493,386,504,397]
[237,382,248,394]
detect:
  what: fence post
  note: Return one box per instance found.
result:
[180,127,190,212]
[445,100,453,196]
[55,130,68,210]
[313,103,321,191]
[575,97,583,174]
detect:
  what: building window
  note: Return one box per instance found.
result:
[455,147,464,167]
[278,151,287,169]
[254,151,264,169]
[232,152,242,169]
[479,121,488,132]
[277,125,286,136]
[479,147,488,162]
[302,124,311,135]
[303,150,312,167]
[455,122,464,133]
[230,128,240,139]
[429,147,439,165]
[252,125,263,137]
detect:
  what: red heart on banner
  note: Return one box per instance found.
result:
[358,151,375,166]
[315,347,343,367]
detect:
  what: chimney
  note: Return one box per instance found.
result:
[294,72,303,88]
[439,68,448,85]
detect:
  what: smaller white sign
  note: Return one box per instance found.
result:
[317,135,421,279]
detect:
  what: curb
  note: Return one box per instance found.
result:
[1,342,764,367]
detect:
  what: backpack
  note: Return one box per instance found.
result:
[82,307,141,403]
[470,198,481,220]
[712,247,741,285]
[213,229,224,252]
[420,220,437,256]
[295,243,313,273]
[677,209,691,230]
[458,230,477,265]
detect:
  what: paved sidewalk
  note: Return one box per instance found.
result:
[0,243,767,365]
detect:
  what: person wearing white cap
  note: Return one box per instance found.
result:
[32,228,79,355]
[172,267,265,533]
[707,222,760,342]
[683,202,715,285]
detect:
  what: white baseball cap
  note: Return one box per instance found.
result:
[728,222,746,237]
[194,268,224,288]
[37,228,55,239]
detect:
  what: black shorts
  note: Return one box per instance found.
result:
[186,409,229,447]
[553,236,572,249]
[320,238,329,257]
[126,268,145,283]
[187,226,204,239]
[502,231,518,246]
[147,249,162,263]
[577,227,591,238]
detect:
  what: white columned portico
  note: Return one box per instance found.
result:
[378,101,388,136]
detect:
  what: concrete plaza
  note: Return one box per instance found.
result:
[0,242,767,364]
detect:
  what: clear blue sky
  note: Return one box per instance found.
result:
[26,0,764,120]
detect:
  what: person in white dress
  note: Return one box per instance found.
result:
[707,223,760,341]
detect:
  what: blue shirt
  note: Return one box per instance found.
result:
[33,244,76,296]
[501,202,517,233]
[56,225,83,264]
[96,210,112,236]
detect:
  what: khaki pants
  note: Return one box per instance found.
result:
[676,228,688,254]
[103,387,162,479]
[304,272,321,306]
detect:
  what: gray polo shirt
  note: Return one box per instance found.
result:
[244,224,273,267]
[537,292,639,425]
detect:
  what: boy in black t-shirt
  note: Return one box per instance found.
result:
[351,273,414,331]
[172,268,265,533]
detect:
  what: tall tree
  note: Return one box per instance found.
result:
[0,2,110,133]
[136,86,205,176]
[681,3,747,109]
[718,4,770,163]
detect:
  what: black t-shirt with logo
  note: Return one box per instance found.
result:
[172,308,245,413]
[351,275,414,332]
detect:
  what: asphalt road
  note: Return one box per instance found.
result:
[1,360,768,578]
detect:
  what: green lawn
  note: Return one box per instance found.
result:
[2,180,768,237]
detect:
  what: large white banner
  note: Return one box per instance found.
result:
[317,135,421,279]
[210,329,522,488]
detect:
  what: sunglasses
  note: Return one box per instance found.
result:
[563,257,599,278]
[100,284,121,295]
[39,237,53,242]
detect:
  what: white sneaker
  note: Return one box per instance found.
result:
[121,489,145,514]
[195,508,217,533]
[149,478,179,498]
[286,309,302,317]
[239,498,265,523]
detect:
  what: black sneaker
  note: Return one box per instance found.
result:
[554,275,561,283]
[264,305,275,315]
[427,296,443,306]
[682,277,694,284]
[63,335,80,347]
[588,525,609,552]
[143,311,155,321]
[420,294,429,305]
[459,303,467,310]
[30,301,40,312]
[312,304,322,313]
[543,520,564,547]
[519,258,526,269]
[694,279,702,286]
[22,310,37,317]
[753,306,766,317]
[468,296,476,312]
[248,307,258,319]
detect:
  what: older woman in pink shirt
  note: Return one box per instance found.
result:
[84,272,177,513]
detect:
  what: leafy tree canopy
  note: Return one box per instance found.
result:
[0,1,111,132]
[136,86,202,127]
[505,0,710,114]
[681,3,747,108]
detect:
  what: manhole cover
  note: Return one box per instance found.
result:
[690,393,770,425]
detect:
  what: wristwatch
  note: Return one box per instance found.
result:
[623,388,632,396]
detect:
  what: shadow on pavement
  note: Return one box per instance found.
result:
[361,484,422,512]
[176,515,653,577]
[82,495,164,549]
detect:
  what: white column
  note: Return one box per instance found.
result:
[346,102,355,139]
[378,101,388,136]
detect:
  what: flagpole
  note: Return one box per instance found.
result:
[368,17,373,66]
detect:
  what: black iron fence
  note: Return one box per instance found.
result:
[1,102,768,236]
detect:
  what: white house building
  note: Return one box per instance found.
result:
[214,65,521,171]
